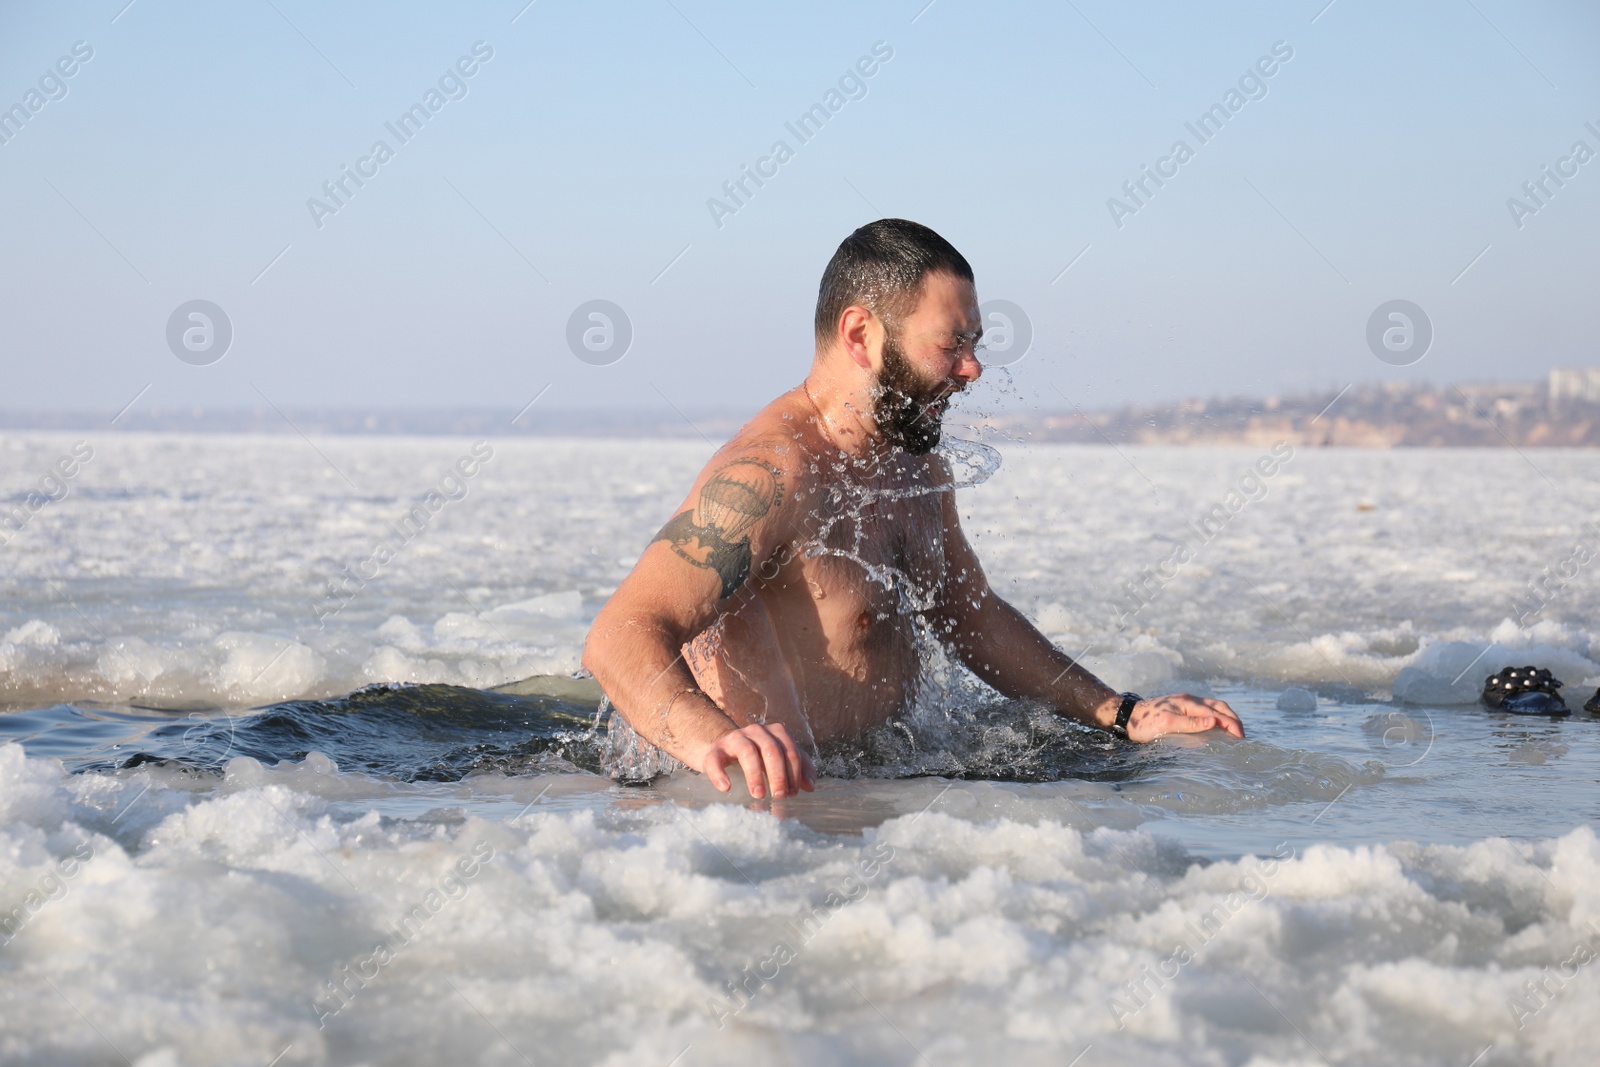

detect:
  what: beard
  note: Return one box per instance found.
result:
[873,332,952,455]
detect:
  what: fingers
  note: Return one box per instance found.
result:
[1164,712,1221,735]
[702,747,733,793]
[702,724,817,800]
[730,735,771,799]
[748,727,790,799]
[1193,697,1245,738]
[783,741,806,793]
[767,722,801,787]
[704,726,796,799]
[767,723,816,794]
[1133,695,1246,742]
[798,747,817,791]
[1211,705,1245,739]
[1210,716,1245,739]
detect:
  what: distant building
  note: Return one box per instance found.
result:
[1549,367,1600,404]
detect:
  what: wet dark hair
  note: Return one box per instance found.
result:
[813,218,974,347]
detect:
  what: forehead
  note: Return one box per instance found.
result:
[906,271,980,334]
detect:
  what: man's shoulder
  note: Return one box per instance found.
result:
[707,396,815,491]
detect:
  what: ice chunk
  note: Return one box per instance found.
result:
[1277,687,1319,711]
[214,632,324,703]
[3,620,59,648]
[1393,640,1600,705]
[491,590,585,620]
[1081,650,1180,695]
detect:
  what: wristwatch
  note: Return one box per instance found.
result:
[1109,692,1141,740]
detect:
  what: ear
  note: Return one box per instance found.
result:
[837,305,877,371]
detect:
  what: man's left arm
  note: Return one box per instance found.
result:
[929,472,1244,742]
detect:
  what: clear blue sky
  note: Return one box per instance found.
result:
[2,0,1596,415]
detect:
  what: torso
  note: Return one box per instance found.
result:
[686,393,950,744]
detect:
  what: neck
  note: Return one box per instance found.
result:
[802,372,885,458]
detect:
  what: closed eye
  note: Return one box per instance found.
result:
[945,333,982,357]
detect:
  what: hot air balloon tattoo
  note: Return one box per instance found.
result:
[652,459,785,598]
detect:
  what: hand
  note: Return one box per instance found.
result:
[695,722,817,799]
[1127,694,1245,742]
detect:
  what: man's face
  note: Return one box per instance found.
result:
[871,272,983,455]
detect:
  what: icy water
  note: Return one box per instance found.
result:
[3,432,1599,1066]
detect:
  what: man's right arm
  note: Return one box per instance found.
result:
[581,448,815,799]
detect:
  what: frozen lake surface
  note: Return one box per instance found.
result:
[2,432,1598,1066]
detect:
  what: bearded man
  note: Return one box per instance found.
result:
[583,219,1243,799]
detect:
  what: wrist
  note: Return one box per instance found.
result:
[1089,691,1122,729]
[1104,692,1141,739]
[650,689,739,766]
[678,713,742,767]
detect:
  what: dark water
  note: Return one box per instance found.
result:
[6,678,1600,860]
[0,683,604,780]
[0,678,1157,785]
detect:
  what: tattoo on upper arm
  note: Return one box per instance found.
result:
[652,459,785,598]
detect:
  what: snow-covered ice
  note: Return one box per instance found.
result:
[3,432,1598,1065]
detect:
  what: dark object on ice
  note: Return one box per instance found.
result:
[1482,666,1566,713]
[1585,689,1600,714]
[1500,691,1571,716]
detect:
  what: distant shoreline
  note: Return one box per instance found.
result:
[5,377,1599,447]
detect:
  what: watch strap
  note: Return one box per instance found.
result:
[1111,692,1140,739]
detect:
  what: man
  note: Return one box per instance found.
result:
[583,219,1243,800]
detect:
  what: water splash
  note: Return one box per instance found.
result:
[609,432,1016,781]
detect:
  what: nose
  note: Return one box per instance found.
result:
[954,347,982,384]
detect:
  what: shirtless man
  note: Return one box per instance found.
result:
[583,219,1244,800]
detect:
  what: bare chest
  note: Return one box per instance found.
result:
[796,488,947,618]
